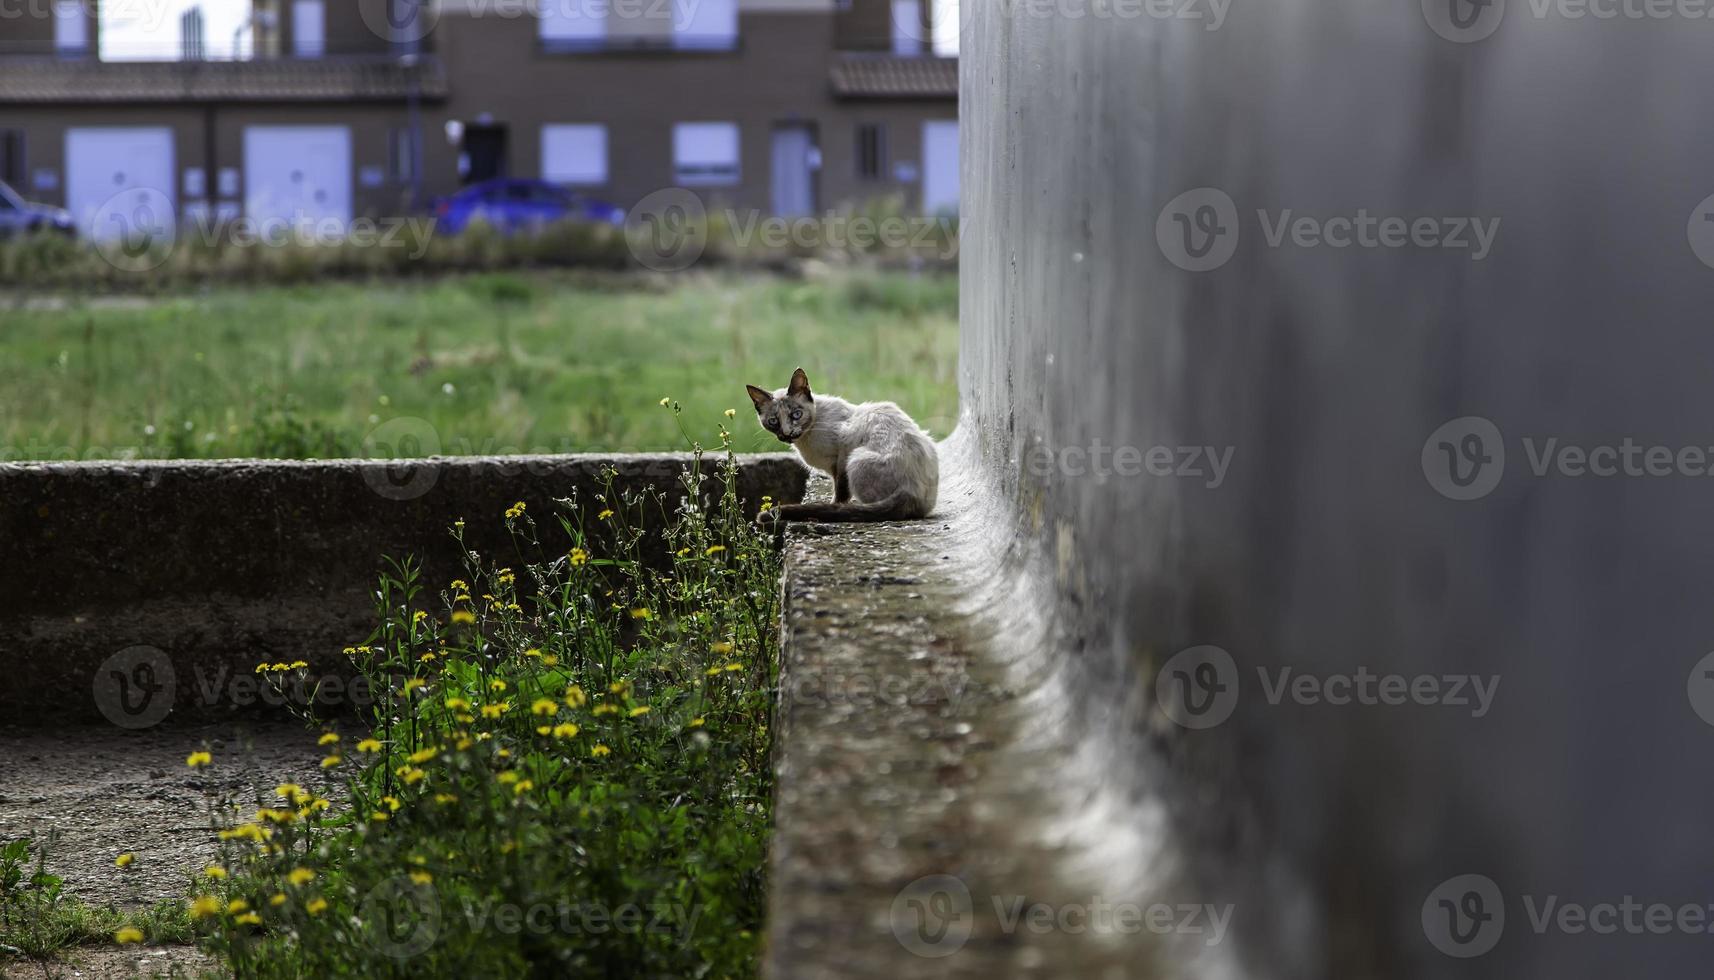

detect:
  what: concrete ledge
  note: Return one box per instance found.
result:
[1,453,806,727]
[765,433,1238,979]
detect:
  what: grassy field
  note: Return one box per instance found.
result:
[0,270,959,461]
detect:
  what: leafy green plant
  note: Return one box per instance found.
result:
[0,835,189,961]
[187,413,782,977]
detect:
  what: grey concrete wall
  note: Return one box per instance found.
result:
[0,454,804,727]
[961,3,1714,977]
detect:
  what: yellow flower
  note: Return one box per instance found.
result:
[659,397,671,407]
[455,737,474,751]
[689,717,705,728]
[552,722,580,739]
[410,871,433,886]
[592,704,620,716]
[203,866,227,880]
[274,783,302,799]
[226,899,249,915]
[536,725,552,735]
[306,898,329,916]
[598,509,614,521]
[288,868,315,886]
[317,733,340,746]
[513,779,534,796]
[434,793,459,805]
[320,755,342,769]
[705,666,723,677]
[451,609,476,625]
[189,896,221,920]
[356,738,383,753]
[115,926,144,944]
[405,678,427,693]
[269,892,288,907]
[488,679,507,693]
[505,501,527,519]
[630,607,652,620]
[531,698,557,716]
[568,548,589,566]
[235,912,262,926]
[496,771,520,784]
[401,768,426,786]
[289,660,309,670]
[254,662,269,674]
[724,408,736,418]
[523,648,543,659]
[409,747,439,764]
[711,641,734,655]
[371,811,390,823]
[628,706,651,718]
[185,751,212,769]
[705,545,726,556]
[115,852,135,868]
[451,579,467,591]
[591,744,611,757]
[481,702,511,719]
[724,663,743,672]
[444,697,471,711]
[381,795,404,812]
[564,685,588,708]
[271,662,290,671]
[413,610,428,624]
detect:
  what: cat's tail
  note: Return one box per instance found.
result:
[772,490,929,523]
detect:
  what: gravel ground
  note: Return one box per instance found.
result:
[0,719,343,979]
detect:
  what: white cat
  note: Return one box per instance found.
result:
[746,368,939,522]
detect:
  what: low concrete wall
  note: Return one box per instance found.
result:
[1,454,805,728]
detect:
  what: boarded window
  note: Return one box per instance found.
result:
[855,124,888,180]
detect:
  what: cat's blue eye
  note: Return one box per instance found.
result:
[766,417,779,429]
[790,410,802,421]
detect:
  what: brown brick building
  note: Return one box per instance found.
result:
[0,0,958,235]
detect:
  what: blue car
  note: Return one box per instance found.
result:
[434,178,624,235]
[0,179,75,238]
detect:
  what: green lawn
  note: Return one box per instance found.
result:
[0,270,959,461]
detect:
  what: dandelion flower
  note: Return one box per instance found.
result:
[115,926,144,944]
[274,783,302,799]
[317,733,340,746]
[497,771,520,784]
[185,751,212,769]
[320,755,342,769]
[235,912,262,926]
[481,702,511,719]
[410,871,433,886]
[724,408,736,418]
[306,898,329,916]
[711,641,734,655]
[288,868,315,886]
[505,501,527,519]
[689,717,705,728]
[401,768,426,786]
[115,852,135,869]
[434,793,459,805]
[628,706,652,718]
[189,896,221,920]
[724,663,743,672]
[598,509,614,521]
[444,697,471,711]
[568,548,588,566]
[630,607,652,620]
[289,660,309,670]
[659,397,671,407]
[531,698,557,716]
[203,866,227,880]
[409,747,439,764]
[552,722,579,739]
[565,685,588,708]
[405,678,427,693]
[705,545,726,556]
[513,779,534,795]
[489,679,508,693]
[269,892,287,907]
[356,738,383,754]
[226,899,249,915]
[451,609,476,625]
[591,744,611,757]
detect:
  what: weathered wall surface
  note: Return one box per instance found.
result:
[0,454,804,727]
[962,3,1714,977]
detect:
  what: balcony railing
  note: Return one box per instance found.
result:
[0,54,450,103]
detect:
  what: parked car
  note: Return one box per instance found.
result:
[433,179,625,235]
[0,180,75,238]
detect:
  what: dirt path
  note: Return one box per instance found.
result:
[0,720,337,910]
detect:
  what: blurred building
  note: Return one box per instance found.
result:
[0,0,958,235]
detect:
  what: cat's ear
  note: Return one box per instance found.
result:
[745,385,772,412]
[788,367,812,401]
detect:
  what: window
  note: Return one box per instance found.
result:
[539,0,736,50]
[892,0,923,56]
[389,128,416,183]
[674,123,740,186]
[541,125,608,186]
[54,1,88,57]
[293,0,326,58]
[855,124,888,180]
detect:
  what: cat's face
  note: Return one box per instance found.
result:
[746,368,815,444]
